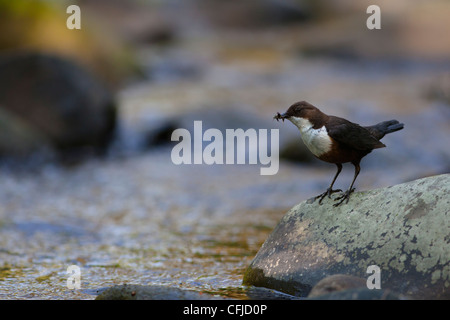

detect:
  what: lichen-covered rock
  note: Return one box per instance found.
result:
[243,174,450,299]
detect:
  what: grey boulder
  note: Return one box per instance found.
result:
[243,174,450,299]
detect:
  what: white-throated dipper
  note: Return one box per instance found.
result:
[275,101,404,206]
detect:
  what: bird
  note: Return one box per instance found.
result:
[274,101,404,206]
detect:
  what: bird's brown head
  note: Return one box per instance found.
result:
[274,101,319,122]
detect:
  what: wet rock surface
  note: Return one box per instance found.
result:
[96,284,222,300]
[306,274,367,298]
[243,174,450,299]
[307,287,404,300]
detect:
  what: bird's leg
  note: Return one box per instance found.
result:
[334,161,360,207]
[315,163,342,204]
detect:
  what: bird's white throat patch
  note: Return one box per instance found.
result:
[288,116,332,157]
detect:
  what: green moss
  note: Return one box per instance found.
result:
[0,264,25,281]
[35,271,57,283]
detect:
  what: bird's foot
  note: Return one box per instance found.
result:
[315,188,342,204]
[333,188,355,207]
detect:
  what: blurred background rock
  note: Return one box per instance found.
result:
[0,0,449,164]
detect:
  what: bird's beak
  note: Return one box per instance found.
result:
[274,112,289,122]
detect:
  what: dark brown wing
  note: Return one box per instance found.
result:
[326,116,385,150]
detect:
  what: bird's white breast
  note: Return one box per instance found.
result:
[288,116,332,157]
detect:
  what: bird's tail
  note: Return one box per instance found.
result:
[365,120,404,140]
